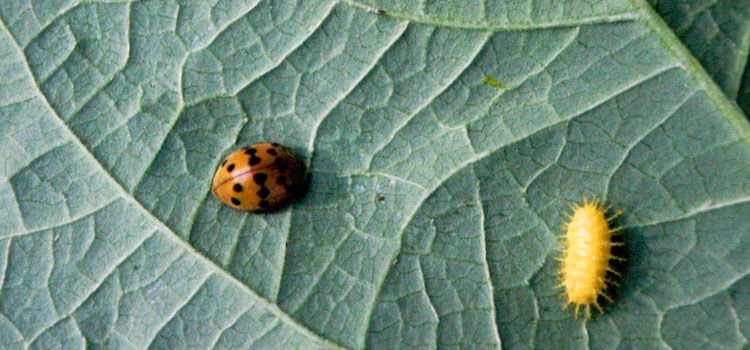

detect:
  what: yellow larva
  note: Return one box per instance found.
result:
[557,197,622,317]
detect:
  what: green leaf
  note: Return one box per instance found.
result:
[0,0,748,348]
[648,0,750,114]
[740,57,750,113]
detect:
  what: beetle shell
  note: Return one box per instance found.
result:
[211,142,306,211]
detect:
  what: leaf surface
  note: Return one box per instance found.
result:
[0,0,748,348]
[648,0,750,114]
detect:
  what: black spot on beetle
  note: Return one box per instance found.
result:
[227,163,235,172]
[272,142,279,147]
[233,183,243,192]
[257,187,270,198]
[221,159,227,167]
[277,175,286,185]
[231,198,240,205]
[259,200,270,208]
[245,148,257,155]
[267,149,277,156]
[274,157,288,171]
[254,173,267,184]
[249,156,261,166]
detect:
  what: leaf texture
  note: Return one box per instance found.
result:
[0,0,748,348]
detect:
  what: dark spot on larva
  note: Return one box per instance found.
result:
[254,173,267,185]
[259,199,270,208]
[277,175,286,186]
[227,163,235,172]
[272,142,279,147]
[267,149,277,156]
[221,159,227,167]
[274,157,288,171]
[249,156,261,166]
[233,183,243,192]
[245,148,257,155]
[231,198,240,205]
[257,187,270,198]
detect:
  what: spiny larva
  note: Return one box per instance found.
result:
[211,142,306,211]
[557,197,623,317]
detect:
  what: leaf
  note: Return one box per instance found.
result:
[0,0,748,348]
[740,57,750,114]
[648,0,750,114]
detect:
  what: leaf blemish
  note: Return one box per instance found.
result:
[483,76,509,89]
[365,6,385,15]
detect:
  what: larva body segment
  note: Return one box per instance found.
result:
[558,198,620,317]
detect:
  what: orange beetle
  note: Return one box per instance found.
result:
[211,142,306,211]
